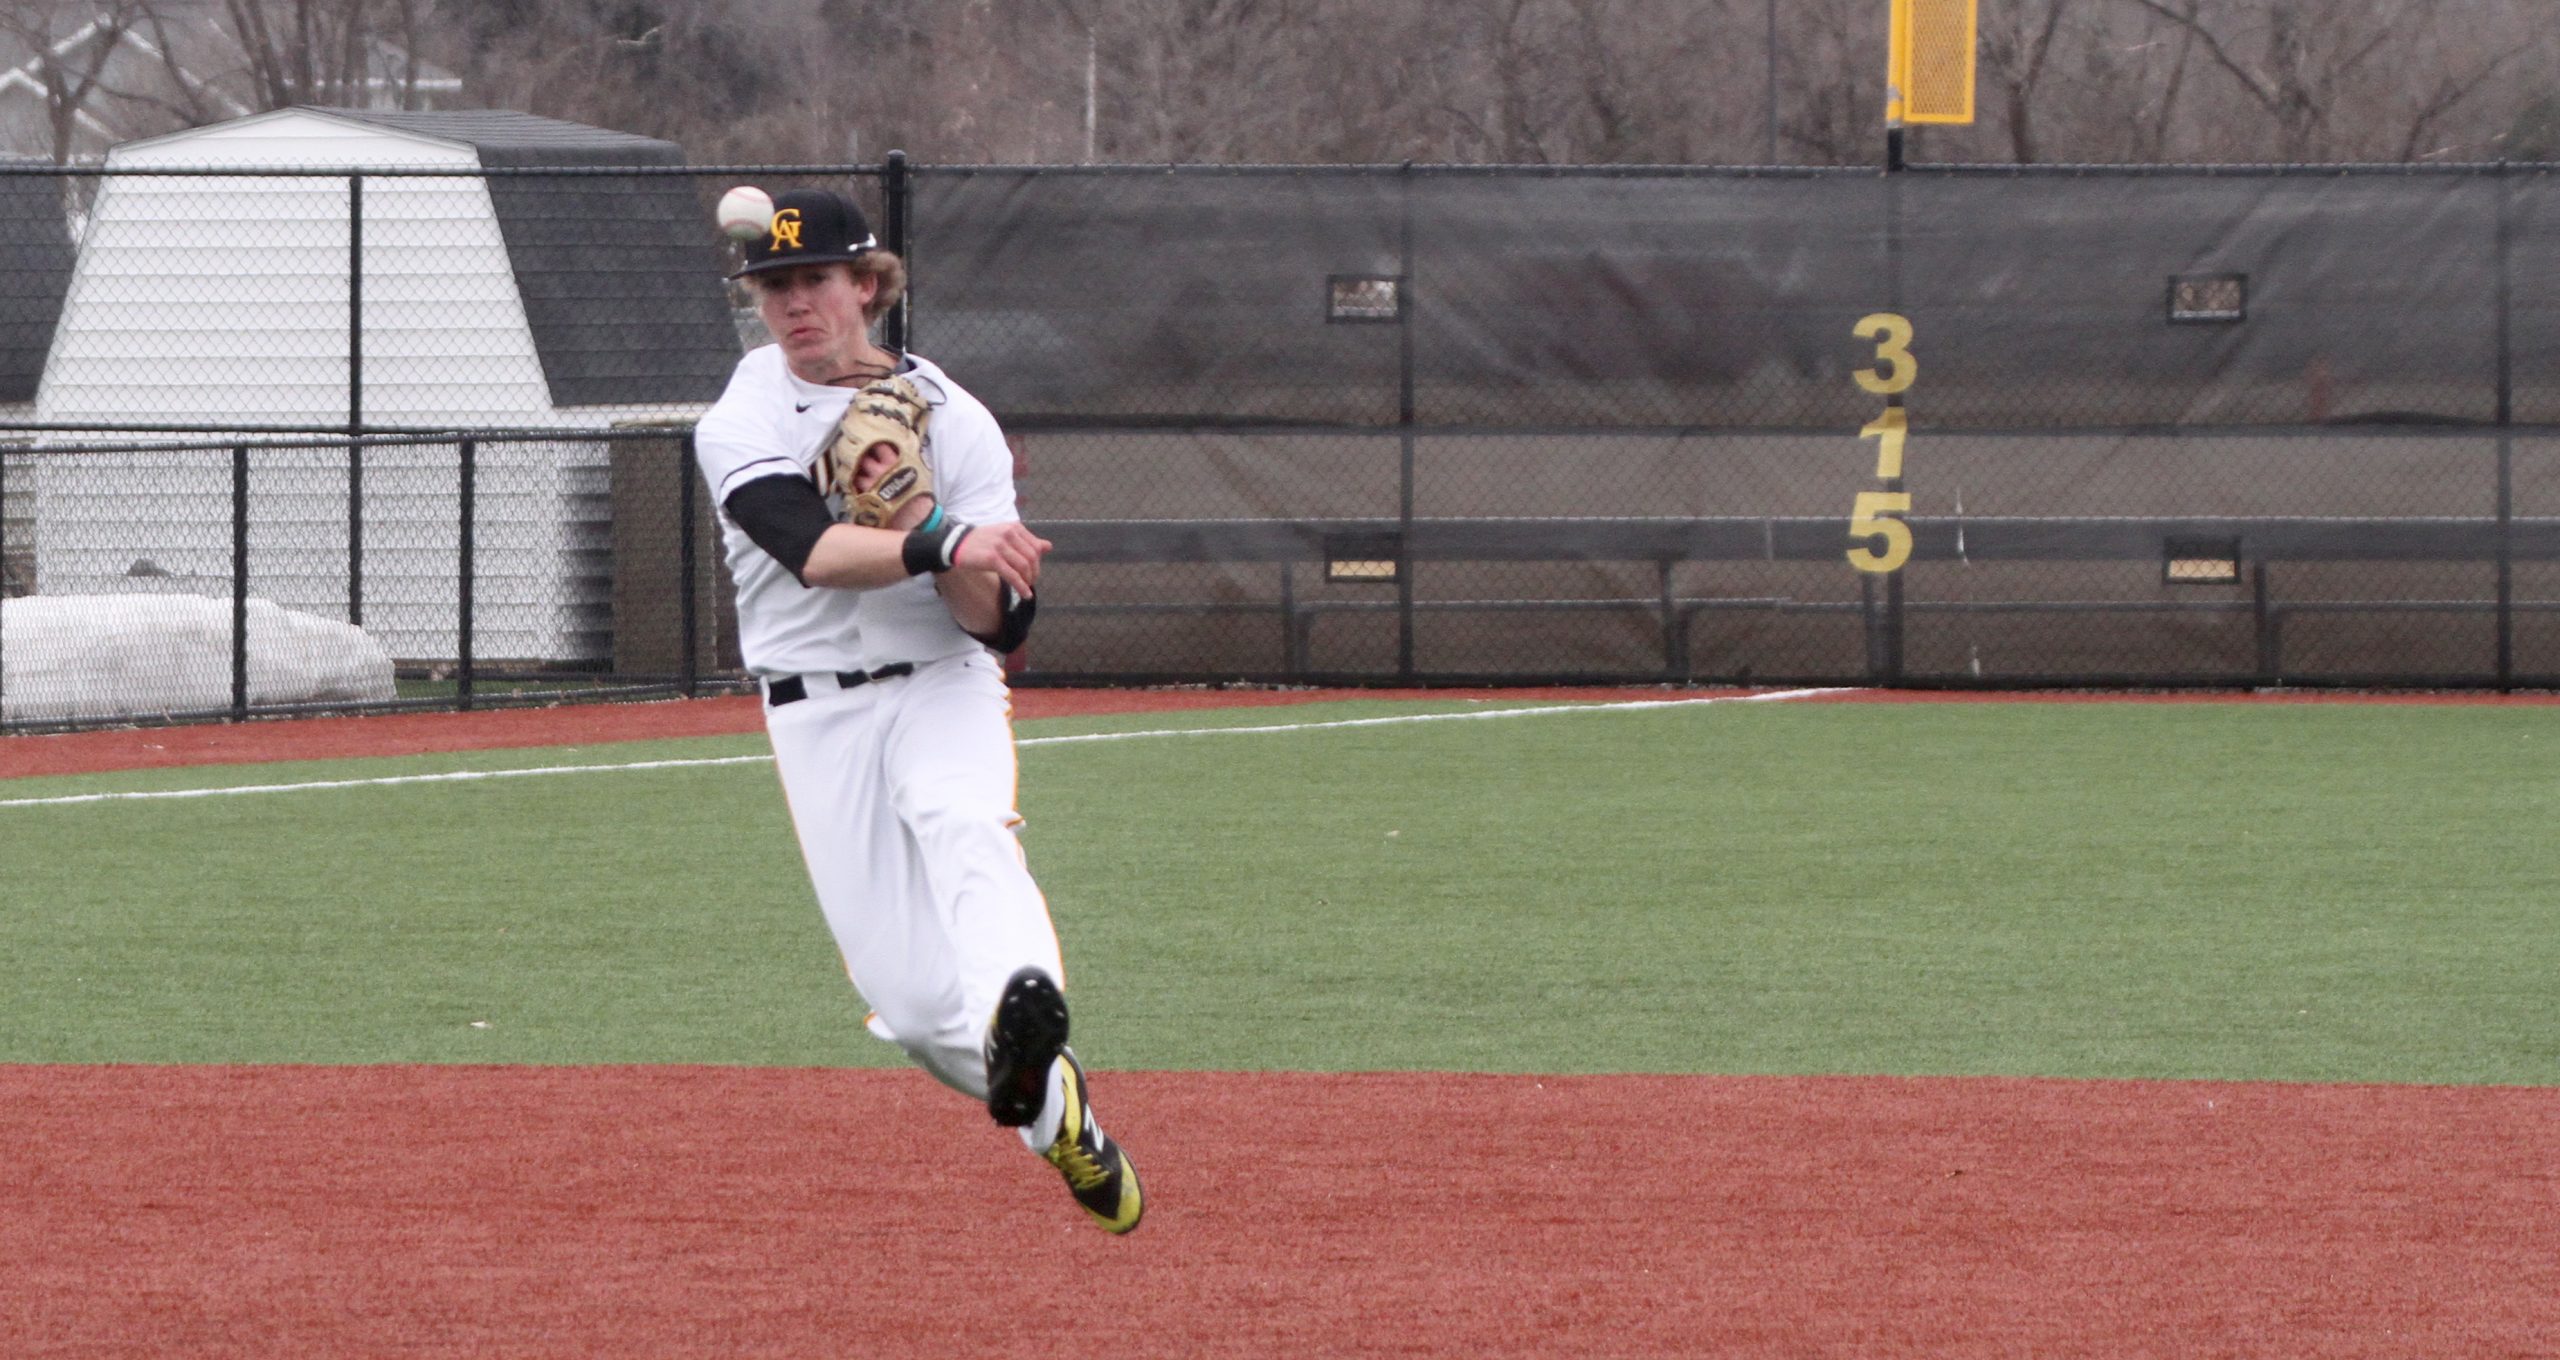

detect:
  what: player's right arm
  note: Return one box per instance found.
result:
[696,355,1046,597]
[725,473,1048,596]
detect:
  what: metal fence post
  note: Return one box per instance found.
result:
[883,150,911,353]
[348,174,365,627]
[1658,560,1679,678]
[1765,0,1780,165]
[232,444,250,721]
[2495,162,2515,692]
[0,442,9,722]
[1280,560,1300,673]
[2252,563,2279,685]
[1396,161,1417,681]
[1861,572,1881,678]
[457,438,475,711]
[1879,164,1908,684]
[679,430,700,698]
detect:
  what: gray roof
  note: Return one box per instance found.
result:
[309,108,739,408]
[311,108,684,162]
[0,164,74,405]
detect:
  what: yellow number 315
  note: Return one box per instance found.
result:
[1853,313,1915,396]
[1847,491,1912,573]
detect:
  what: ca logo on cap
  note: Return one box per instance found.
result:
[769,208,804,251]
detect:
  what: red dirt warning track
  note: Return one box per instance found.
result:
[4,1066,2555,1358]
[10,686,2560,781]
[0,687,1697,778]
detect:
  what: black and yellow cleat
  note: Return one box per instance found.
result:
[985,966,1069,1128]
[1043,1050,1144,1234]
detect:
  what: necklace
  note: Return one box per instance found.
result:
[822,350,905,387]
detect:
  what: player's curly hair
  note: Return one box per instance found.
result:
[851,250,907,325]
[742,253,908,327]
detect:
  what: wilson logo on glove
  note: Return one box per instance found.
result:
[873,467,921,504]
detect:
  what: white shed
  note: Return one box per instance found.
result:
[29,106,738,663]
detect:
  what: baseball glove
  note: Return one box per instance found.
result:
[820,375,934,527]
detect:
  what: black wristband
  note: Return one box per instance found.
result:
[901,516,971,575]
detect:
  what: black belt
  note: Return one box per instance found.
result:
[763,663,915,707]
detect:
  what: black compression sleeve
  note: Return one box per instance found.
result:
[723,475,837,584]
[967,585,1037,653]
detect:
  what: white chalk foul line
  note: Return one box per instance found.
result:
[0,688,1851,809]
[0,753,781,808]
[1010,686,1847,746]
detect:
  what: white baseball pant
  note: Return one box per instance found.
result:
[764,649,1065,1099]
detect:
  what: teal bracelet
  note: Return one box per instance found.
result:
[917,504,946,535]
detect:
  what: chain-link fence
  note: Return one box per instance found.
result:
[0,430,728,729]
[6,153,2559,730]
[916,162,2560,690]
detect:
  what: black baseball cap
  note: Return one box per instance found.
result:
[729,188,879,279]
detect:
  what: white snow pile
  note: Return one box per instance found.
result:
[1,594,396,724]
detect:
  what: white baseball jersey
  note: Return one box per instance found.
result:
[693,346,1022,677]
[691,341,1069,1143]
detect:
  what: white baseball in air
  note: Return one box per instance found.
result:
[716,185,774,241]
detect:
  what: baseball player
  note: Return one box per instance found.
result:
[691,187,1141,1234]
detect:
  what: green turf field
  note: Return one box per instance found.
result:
[3,698,2553,1083]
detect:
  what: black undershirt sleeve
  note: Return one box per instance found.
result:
[723,474,838,584]
[968,584,1037,652]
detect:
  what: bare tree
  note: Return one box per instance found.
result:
[361,0,2560,170]
[1404,0,1559,162]
[1776,0,1882,166]
[2,0,153,163]
[2385,10,2526,162]
[1094,0,1317,162]
[425,0,826,161]
[1980,0,2076,163]
[2124,0,2200,162]
[2120,0,2406,159]
[130,1,231,128]
[1552,0,1745,164]
[152,0,438,114]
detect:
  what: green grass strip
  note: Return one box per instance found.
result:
[3,699,2554,1084]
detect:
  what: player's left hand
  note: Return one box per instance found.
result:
[824,376,933,527]
[852,445,938,530]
